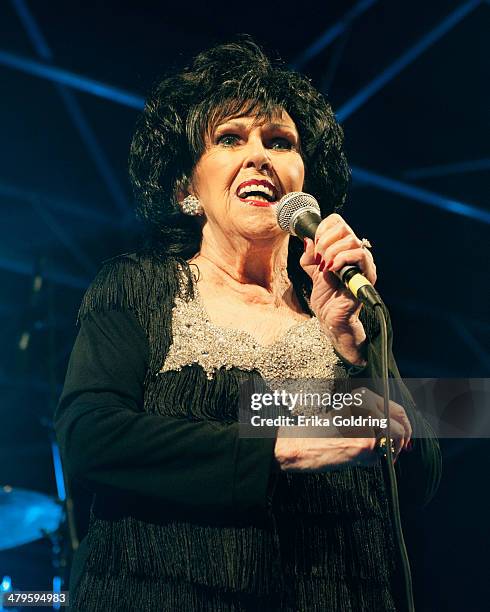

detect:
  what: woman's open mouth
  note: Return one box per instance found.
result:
[236,179,279,207]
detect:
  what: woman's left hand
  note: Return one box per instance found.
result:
[299,213,377,365]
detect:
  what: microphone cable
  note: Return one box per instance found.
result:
[375,302,415,612]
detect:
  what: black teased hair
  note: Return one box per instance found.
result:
[129,36,350,310]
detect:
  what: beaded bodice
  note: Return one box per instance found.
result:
[160,275,345,383]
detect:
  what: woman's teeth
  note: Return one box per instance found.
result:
[237,185,275,200]
[247,195,269,202]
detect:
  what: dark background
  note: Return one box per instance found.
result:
[0,0,488,610]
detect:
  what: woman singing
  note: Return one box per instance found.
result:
[56,38,441,611]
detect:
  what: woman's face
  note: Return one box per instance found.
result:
[189,109,304,241]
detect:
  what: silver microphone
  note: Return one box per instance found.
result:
[275,191,382,308]
[275,191,321,239]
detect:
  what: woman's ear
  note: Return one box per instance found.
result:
[176,188,187,205]
[175,180,197,204]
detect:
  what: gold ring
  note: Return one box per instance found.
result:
[375,436,395,456]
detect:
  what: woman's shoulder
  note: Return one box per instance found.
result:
[77,251,191,322]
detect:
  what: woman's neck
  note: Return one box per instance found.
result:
[189,237,295,308]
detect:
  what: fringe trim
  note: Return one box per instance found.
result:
[293,575,397,612]
[275,514,396,580]
[71,570,396,612]
[274,465,388,517]
[83,514,281,597]
[147,365,265,421]
[72,573,286,612]
[80,468,395,594]
[272,469,396,582]
[77,252,194,377]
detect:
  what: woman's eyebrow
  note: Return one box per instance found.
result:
[268,123,296,131]
[215,120,296,132]
[215,121,246,130]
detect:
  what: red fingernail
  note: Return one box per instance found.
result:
[405,440,414,452]
[319,259,326,271]
[326,259,334,269]
[315,253,322,265]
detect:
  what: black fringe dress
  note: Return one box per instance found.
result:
[55,253,441,611]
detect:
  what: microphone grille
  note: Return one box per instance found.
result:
[275,192,321,233]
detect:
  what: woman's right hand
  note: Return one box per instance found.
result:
[273,388,412,472]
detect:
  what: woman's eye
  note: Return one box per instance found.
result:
[217,134,240,146]
[216,134,294,150]
[270,138,293,150]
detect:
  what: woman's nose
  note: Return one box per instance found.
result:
[242,140,271,171]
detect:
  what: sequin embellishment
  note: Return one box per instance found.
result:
[159,274,345,385]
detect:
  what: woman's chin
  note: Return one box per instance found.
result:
[235,222,284,242]
[218,196,286,241]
